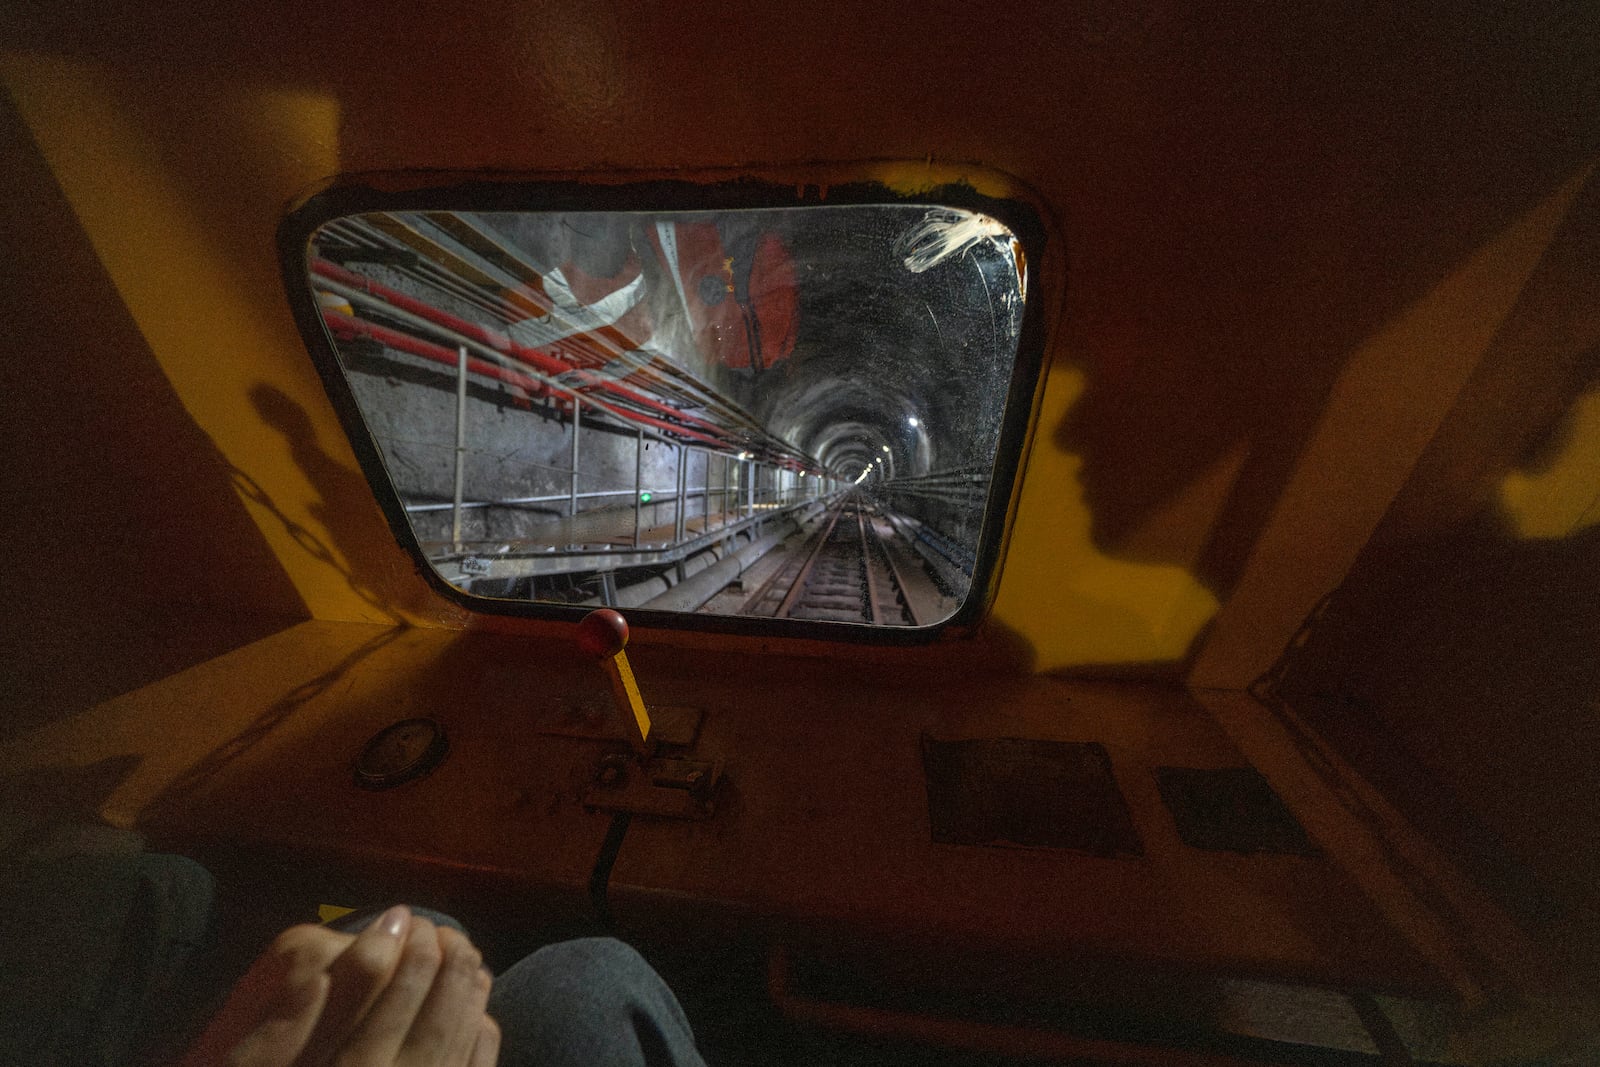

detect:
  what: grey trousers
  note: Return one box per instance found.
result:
[489,937,708,1067]
[0,836,214,1067]
[0,838,707,1067]
[330,909,709,1067]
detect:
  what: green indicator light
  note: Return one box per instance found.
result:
[640,491,653,503]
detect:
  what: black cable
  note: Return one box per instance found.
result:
[587,812,632,930]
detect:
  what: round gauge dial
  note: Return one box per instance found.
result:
[354,718,449,790]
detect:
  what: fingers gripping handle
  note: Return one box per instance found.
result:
[577,609,652,758]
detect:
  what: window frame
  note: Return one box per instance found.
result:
[277,169,1052,644]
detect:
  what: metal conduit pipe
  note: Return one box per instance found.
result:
[329,224,784,443]
[577,532,742,609]
[314,261,727,441]
[320,302,731,452]
[882,488,985,506]
[316,282,736,453]
[408,488,651,513]
[324,312,546,395]
[313,259,811,466]
[640,520,802,613]
[327,220,525,322]
[885,468,987,485]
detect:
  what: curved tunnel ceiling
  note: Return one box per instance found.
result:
[730,206,1025,485]
[448,202,1026,487]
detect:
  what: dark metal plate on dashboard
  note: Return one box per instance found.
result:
[921,736,1143,857]
[1156,767,1318,855]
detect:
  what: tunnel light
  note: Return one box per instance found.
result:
[736,451,751,460]
[881,445,890,453]
[906,416,920,427]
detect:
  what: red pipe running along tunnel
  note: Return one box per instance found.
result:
[321,308,738,453]
[312,258,817,468]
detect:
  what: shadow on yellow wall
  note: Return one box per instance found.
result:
[4,31,1593,678]
[1263,170,1600,945]
[1501,380,1600,540]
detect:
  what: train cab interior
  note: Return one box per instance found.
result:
[2,2,1598,1063]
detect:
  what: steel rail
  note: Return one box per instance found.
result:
[862,510,920,627]
[856,505,886,625]
[759,498,919,626]
[771,497,851,618]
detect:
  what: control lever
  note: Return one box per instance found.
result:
[576,608,653,759]
[576,608,722,820]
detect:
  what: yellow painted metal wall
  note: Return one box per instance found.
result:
[2,1,1596,684]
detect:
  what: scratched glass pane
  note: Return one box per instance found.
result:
[304,205,1025,627]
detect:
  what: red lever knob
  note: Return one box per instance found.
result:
[577,608,630,659]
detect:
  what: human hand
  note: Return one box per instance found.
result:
[180,906,499,1066]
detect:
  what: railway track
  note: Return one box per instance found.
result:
[739,495,921,625]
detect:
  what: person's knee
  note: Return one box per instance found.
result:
[134,853,214,903]
[532,936,650,978]
[489,937,702,1067]
[494,936,666,1013]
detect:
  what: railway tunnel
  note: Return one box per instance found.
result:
[305,202,1026,627]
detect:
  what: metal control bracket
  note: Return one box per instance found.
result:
[571,611,723,820]
[582,751,724,821]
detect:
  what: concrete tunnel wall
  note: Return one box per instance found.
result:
[345,350,711,548]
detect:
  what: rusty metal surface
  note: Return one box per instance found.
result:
[582,753,723,821]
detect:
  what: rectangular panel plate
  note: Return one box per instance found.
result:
[921,736,1143,857]
[1156,767,1318,856]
